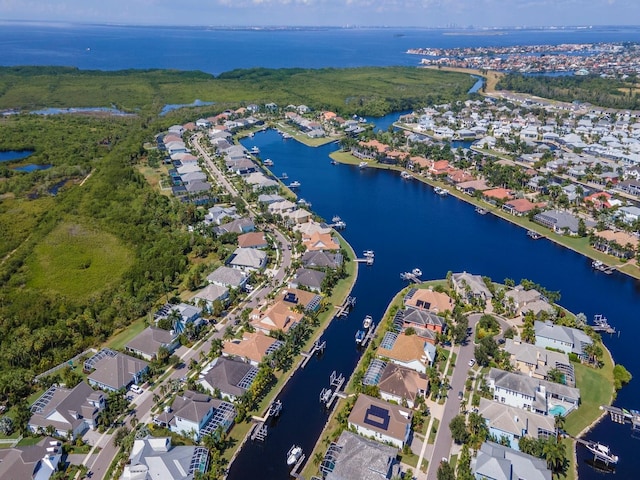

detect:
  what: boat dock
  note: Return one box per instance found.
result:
[355,250,374,265]
[575,437,619,465]
[358,322,376,348]
[401,272,421,283]
[600,404,640,433]
[335,296,356,318]
[289,453,306,479]
[300,340,326,368]
[592,314,617,334]
[319,371,346,410]
[527,230,543,240]
[250,399,284,441]
[592,260,615,274]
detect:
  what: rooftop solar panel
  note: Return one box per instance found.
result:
[363,404,391,431]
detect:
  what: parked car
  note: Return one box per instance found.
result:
[458,391,464,400]
[468,359,476,367]
[130,384,143,394]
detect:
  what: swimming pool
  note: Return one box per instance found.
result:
[549,405,567,416]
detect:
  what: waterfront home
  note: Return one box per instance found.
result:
[429,160,452,176]
[190,284,229,312]
[348,394,413,449]
[28,382,105,439]
[616,205,640,224]
[243,172,279,191]
[504,338,575,386]
[451,271,493,304]
[257,193,285,205]
[154,390,235,442]
[301,250,343,270]
[206,265,247,289]
[504,285,544,315]
[121,437,209,480]
[471,442,551,480]
[86,349,149,393]
[250,300,303,335]
[483,187,513,203]
[377,331,436,373]
[456,179,490,195]
[403,287,454,314]
[199,357,257,401]
[267,199,297,215]
[282,208,312,225]
[534,320,593,359]
[0,437,62,480]
[376,362,429,409]
[226,247,267,272]
[278,288,322,312]
[302,231,340,252]
[125,326,180,361]
[289,267,325,293]
[320,431,401,480]
[533,210,591,236]
[397,307,446,334]
[583,191,614,210]
[478,398,556,451]
[222,331,283,367]
[237,231,268,249]
[204,205,239,226]
[486,368,580,416]
[593,230,639,258]
[503,198,544,216]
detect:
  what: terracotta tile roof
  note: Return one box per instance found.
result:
[405,289,454,313]
[483,188,513,200]
[237,232,267,248]
[250,300,303,333]
[303,232,339,251]
[377,333,431,363]
[505,198,539,213]
[223,331,279,364]
[359,139,389,154]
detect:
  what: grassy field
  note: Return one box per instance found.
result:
[0,196,54,260]
[565,351,614,436]
[26,221,134,301]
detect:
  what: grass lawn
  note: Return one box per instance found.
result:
[16,436,44,447]
[398,449,419,468]
[428,418,440,444]
[26,221,134,301]
[104,317,148,351]
[564,351,614,436]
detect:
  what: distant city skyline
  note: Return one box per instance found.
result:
[1,0,639,28]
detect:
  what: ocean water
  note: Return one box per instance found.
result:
[2,23,640,75]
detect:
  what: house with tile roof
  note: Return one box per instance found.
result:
[451,271,493,303]
[289,268,325,292]
[302,231,340,252]
[403,287,454,314]
[377,331,436,373]
[28,382,105,439]
[86,350,149,393]
[206,266,247,289]
[377,363,429,409]
[126,326,180,361]
[250,300,303,334]
[348,394,412,449]
[398,307,446,334]
[478,398,556,451]
[471,442,551,480]
[227,247,267,272]
[222,331,283,366]
[504,338,575,387]
[237,231,268,249]
[0,437,62,480]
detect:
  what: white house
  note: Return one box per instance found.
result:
[348,394,412,449]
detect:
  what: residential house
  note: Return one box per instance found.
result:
[504,285,549,316]
[483,188,513,203]
[227,247,267,272]
[153,303,203,334]
[267,200,297,215]
[451,272,493,303]
[504,338,575,386]
[397,307,446,334]
[126,326,180,361]
[348,394,412,449]
[250,300,303,334]
[403,287,454,314]
[257,193,284,205]
[617,205,640,224]
[199,357,257,401]
[534,320,593,359]
[153,390,235,441]
[28,382,105,439]
[376,362,428,409]
[206,266,247,289]
[278,288,323,312]
[121,437,210,480]
[237,232,268,249]
[190,284,229,312]
[86,349,149,392]
[222,331,283,366]
[533,210,592,236]
[214,217,255,235]
[289,268,325,292]
[503,198,544,216]
[282,208,312,225]
[0,437,62,480]
[321,431,401,480]
[471,442,551,480]
[301,250,343,270]
[204,206,238,226]
[302,231,340,252]
[377,331,436,373]
[486,368,580,416]
[478,398,556,451]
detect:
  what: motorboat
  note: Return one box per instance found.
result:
[412,268,422,277]
[263,158,274,166]
[332,215,342,223]
[330,159,337,165]
[434,186,449,196]
[363,250,374,257]
[287,445,303,466]
[250,146,260,155]
[401,171,412,179]
[363,315,373,329]
[358,161,368,169]
[584,441,618,465]
[288,181,301,189]
[475,206,487,215]
[355,330,365,344]
[527,230,542,240]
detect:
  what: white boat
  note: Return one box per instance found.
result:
[298,199,311,207]
[263,158,274,166]
[280,172,289,180]
[475,206,487,215]
[355,330,365,344]
[250,146,260,155]
[287,445,303,466]
[434,186,449,196]
[282,133,292,139]
[363,315,372,329]
[527,230,542,240]
[412,268,422,277]
[363,250,374,257]
[358,161,368,169]
[401,171,412,179]
[330,159,337,165]
[332,215,342,223]
[584,441,618,464]
[288,181,301,189]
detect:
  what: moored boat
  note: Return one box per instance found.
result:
[355,330,365,344]
[358,161,368,169]
[584,441,618,465]
[250,146,260,155]
[401,171,412,179]
[412,268,422,277]
[263,158,274,166]
[363,315,372,329]
[527,230,542,240]
[288,180,301,189]
[434,186,449,196]
[475,206,487,215]
[286,445,303,465]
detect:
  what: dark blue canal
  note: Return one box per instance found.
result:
[228,126,640,480]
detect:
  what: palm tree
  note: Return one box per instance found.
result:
[543,437,566,474]
[554,414,565,442]
[313,451,324,465]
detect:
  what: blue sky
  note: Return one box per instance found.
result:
[1,0,639,27]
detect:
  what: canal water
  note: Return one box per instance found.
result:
[229,124,640,480]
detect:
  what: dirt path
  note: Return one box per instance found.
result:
[422,66,504,93]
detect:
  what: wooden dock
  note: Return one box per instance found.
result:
[335,296,356,318]
[400,272,421,283]
[319,371,346,409]
[355,257,374,265]
[601,404,640,432]
[290,453,307,478]
[300,340,326,368]
[250,399,284,441]
[358,322,376,348]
